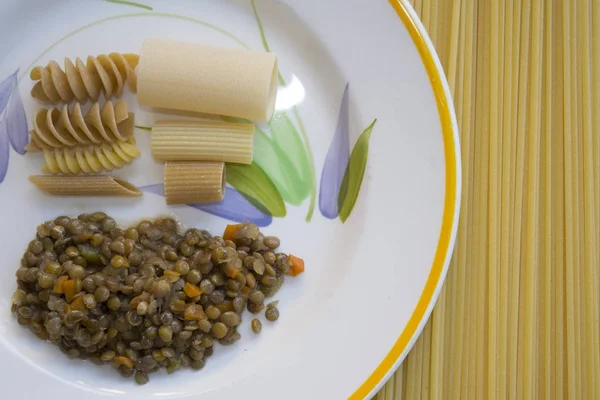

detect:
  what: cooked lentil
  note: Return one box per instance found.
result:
[251,318,262,334]
[11,217,297,384]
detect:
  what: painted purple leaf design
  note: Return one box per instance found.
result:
[319,83,350,219]
[6,85,28,154]
[0,70,17,115]
[140,183,165,196]
[0,119,9,183]
[189,187,273,227]
[140,184,272,227]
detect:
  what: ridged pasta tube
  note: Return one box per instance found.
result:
[41,140,141,174]
[30,53,139,103]
[164,161,225,204]
[151,120,254,164]
[29,175,141,196]
[137,38,278,122]
[26,101,134,151]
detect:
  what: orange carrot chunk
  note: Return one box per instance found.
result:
[287,255,305,276]
[62,279,77,302]
[223,224,244,241]
[183,282,202,298]
[70,296,86,312]
[53,276,68,294]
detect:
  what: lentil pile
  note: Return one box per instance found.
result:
[11,213,299,384]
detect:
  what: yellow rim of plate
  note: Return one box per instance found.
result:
[349,1,460,398]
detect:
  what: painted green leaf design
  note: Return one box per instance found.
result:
[104,0,153,10]
[338,119,377,222]
[268,111,312,198]
[253,126,307,205]
[221,116,308,205]
[226,162,286,218]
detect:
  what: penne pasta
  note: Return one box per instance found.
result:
[164,161,225,205]
[29,175,141,196]
[151,120,254,164]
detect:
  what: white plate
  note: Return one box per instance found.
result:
[0,0,460,398]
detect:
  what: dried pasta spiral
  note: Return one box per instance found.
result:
[42,139,141,174]
[26,101,134,151]
[30,53,139,103]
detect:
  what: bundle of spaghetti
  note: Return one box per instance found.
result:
[30,53,138,103]
[25,100,134,151]
[41,139,140,174]
[379,1,600,399]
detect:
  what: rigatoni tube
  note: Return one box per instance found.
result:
[164,161,225,205]
[151,120,254,164]
[137,38,278,122]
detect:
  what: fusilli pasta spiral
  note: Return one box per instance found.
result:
[26,101,134,151]
[41,139,141,174]
[30,53,139,103]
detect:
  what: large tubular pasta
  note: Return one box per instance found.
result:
[164,161,225,204]
[41,140,141,174]
[25,101,134,151]
[29,175,141,196]
[151,120,254,164]
[137,38,278,122]
[30,53,139,103]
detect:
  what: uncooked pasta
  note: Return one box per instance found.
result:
[164,161,225,205]
[25,100,134,151]
[151,120,254,164]
[29,175,141,196]
[30,53,138,103]
[41,140,140,174]
[378,1,600,400]
[137,38,278,122]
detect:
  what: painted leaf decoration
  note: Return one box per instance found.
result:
[0,70,17,115]
[6,85,28,154]
[188,187,273,227]
[0,119,9,183]
[253,126,306,205]
[140,183,165,196]
[222,116,306,205]
[139,184,273,227]
[319,83,350,219]
[226,162,286,217]
[338,119,377,223]
[268,111,311,200]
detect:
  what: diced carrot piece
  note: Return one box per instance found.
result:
[223,224,244,241]
[184,304,206,321]
[54,276,69,294]
[287,255,305,277]
[240,286,251,296]
[70,296,86,312]
[224,264,241,279]
[62,279,77,302]
[183,282,202,298]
